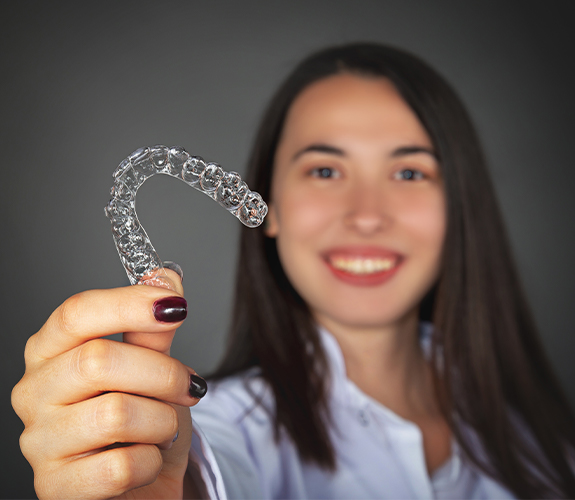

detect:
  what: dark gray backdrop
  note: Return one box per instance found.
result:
[2,1,574,498]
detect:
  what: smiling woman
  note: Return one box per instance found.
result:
[196,44,575,499]
[12,42,575,500]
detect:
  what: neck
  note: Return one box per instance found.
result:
[316,311,438,419]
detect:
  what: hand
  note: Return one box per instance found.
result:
[11,270,204,499]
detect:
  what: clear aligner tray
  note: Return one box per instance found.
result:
[105,145,267,287]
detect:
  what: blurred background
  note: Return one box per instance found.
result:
[2,1,574,497]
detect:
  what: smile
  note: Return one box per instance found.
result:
[323,248,403,286]
[329,256,398,275]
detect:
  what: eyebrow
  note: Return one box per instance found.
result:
[292,143,437,162]
[390,145,437,160]
[292,144,345,161]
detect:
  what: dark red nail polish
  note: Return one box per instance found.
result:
[189,374,208,399]
[153,296,187,323]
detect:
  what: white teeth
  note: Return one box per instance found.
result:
[330,256,397,275]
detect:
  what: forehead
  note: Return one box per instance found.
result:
[278,73,433,150]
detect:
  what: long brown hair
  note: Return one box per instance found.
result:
[211,43,575,498]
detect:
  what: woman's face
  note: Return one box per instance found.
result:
[266,73,446,331]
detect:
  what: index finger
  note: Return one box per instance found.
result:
[26,285,186,365]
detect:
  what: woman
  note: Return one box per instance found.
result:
[189,43,575,498]
[12,43,575,499]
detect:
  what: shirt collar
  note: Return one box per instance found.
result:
[317,323,463,479]
[316,322,434,414]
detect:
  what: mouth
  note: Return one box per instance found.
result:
[329,256,398,274]
[323,248,403,286]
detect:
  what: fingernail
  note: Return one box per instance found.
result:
[163,261,184,282]
[189,374,208,399]
[153,296,187,323]
[172,430,179,443]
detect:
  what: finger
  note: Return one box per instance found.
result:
[162,261,184,284]
[26,283,186,365]
[30,339,204,407]
[158,403,193,471]
[23,393,179,462]
[36,444,163,500]
[123,268,185,355]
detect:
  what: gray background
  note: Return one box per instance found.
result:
[2,1,574,498]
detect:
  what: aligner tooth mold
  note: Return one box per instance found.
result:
[106,145,267,287]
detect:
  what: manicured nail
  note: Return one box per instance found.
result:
[172,430,179,443]
[189,374,208,399]
[153,296,187,323]
[163,261,184,282]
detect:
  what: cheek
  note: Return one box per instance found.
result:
[398,188,446,254]
[273,187,340,298]
[275,187,340,242]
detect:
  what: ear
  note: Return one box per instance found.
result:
[263,203,279,237]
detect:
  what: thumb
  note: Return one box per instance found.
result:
[123,265,185,356]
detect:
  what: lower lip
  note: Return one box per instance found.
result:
[324,259,402,286]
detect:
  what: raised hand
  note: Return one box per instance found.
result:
[12,270,203,499]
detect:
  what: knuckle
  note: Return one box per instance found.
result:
[19,427,34,462]
[19,425,47,469]
[23,334,39,366]
[11,373,39,425]
[101,445,162,493]
[101,448,134,491]
[74,339,115,383]
[55,292,85,335]
[11,379,29,421]
[94,393,132,438]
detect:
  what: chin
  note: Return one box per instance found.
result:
[314,299,421,332]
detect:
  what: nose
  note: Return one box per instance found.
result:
[343,181,391,235]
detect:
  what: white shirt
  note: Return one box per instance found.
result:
[189,325,515,499]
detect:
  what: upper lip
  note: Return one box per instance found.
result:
[321,246,403,261]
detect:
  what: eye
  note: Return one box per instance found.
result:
[393,168,424,181]
[309,167,341,179]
